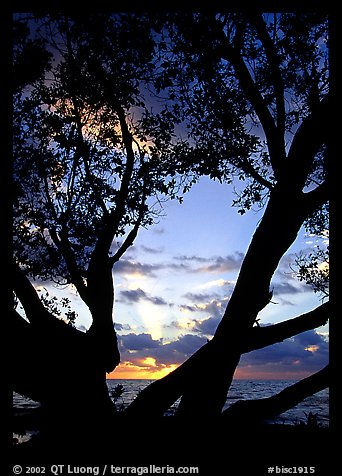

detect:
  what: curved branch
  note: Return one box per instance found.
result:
[125,303,329,418]
[11,261,53,325]
[222,365,329,424]
[243,302,330,353]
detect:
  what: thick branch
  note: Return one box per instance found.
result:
[125,303,329,418]
[243,302,329,353]
[216,184,308,337]
[302,181,329,217]
[11,261,53,325]
[222,365,329,424]
[286,96,330,189]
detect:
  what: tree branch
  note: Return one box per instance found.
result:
[48,228,89,305]
[125,303,329,418]
[11,261,53,325]
[110,192,147,265]
[222,365,329,424]
[247,13,286,135]
[88,105,136,267]
[215,18,285,179]
[302,181,329,217]
[286,96,330,190]
[242,302,329,353]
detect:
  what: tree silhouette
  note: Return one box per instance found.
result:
[125,12,331,419]
[12,12,331,455]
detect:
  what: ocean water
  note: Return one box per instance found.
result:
[13,379,329,431]
[106,379,329,427]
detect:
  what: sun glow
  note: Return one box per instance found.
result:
[107,360,178,380]
[305,345,320,353]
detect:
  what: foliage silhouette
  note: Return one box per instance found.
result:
[12,12,330,455]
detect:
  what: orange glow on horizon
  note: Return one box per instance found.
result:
[234,367,314,380]
[107,360,178,380]
[108,361,313,381]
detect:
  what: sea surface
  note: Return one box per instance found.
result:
[106,379,329,426]
[13,379,329,428]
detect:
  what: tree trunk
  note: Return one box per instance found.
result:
[11,305,116,444]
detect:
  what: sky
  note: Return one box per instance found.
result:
[40,175,329,381]
[12,13,329,383]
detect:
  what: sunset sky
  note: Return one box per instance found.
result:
[12,12,329,382]
[42,174,329,380]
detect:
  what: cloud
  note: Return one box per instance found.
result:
[113,259,161,278]
[119,288,168,306]
[238,330,329,375]
[119,333,162,351]
[182,294,229,319]
[196,253,244,273]
[114,322,132,332]
[118,331,207,367]
[173,252,244,274]
[183,292,221,303]
[140,245,164,254]
[193,316,221,336]
[272,281,308,296]
[115,327,328,379]
[174,255,211,263]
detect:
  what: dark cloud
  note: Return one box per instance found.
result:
[120,288,168,306]
[183,292,221,302]
[173,253,244,274]
[179,304,198,313]
[196,253,244,273]
[272,281,307,296]
[113,253,243,281]
[166,315,221,337]
[167,334,206,355]
[239,330,329,374]
[114,322,132,331]
[113,259,160,277]
[118,327,328,377]
[118,332,207,366]
[119,333,162,351]
[193,316,221,336]
[181,295,229,319]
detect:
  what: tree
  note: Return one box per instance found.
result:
[124,12,331,418]
[12,13,193,433]
[12,12,330,450]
